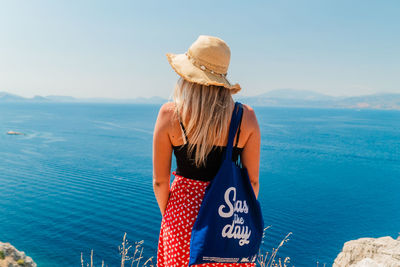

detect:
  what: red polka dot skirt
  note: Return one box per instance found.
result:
[157,171,256,267]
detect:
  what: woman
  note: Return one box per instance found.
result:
[153,35,261,266]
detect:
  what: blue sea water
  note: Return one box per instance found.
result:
[0,102,399,266]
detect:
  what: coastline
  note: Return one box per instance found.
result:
[333,235,400,267]
[0,242,36,267]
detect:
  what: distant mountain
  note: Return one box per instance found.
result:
[0,92,53,102]
[0,92,26,102]
[0,91,168,104]
[71,96,167,104]
[31,95,51,102]
[237,89,400,110]
[1,90,400,110]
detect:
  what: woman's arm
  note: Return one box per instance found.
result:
[241,105,261,199]
[152,103,173,216]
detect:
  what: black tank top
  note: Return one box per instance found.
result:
[173,112,243,181]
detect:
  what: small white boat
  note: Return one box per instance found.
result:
[6,131,24,135]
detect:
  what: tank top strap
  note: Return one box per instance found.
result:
[178,116,189,144]
[174,102,189,144]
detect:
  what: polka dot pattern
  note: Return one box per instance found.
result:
[157,171,255,267]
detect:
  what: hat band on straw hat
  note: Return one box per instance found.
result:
[186,51,227,77]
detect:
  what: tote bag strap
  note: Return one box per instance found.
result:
[225,101,243,161]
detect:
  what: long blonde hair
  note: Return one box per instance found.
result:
[172,78,235,168]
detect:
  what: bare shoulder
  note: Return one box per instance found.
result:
[159,102,175,114]
[156,102,176,129]
[158,102,176,119]
[241,103,259,131]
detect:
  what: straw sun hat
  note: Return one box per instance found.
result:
[166,35,241,94]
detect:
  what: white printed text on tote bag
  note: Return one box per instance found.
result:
[218,187,251,246]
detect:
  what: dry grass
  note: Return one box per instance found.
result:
[257,226,293,267]
[80,233,154,267]
[80,225,301,267]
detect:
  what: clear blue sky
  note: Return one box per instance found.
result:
[0,0,399,99]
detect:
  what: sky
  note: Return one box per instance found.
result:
[0,0,399,99]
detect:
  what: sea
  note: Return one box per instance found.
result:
[0,102,399,267]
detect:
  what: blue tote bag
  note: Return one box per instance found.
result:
[189,102,264,265]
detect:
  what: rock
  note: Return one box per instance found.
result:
[351,258,383,267]
[333,235,400,267]
[0,242,36,267]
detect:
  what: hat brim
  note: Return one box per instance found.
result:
[166,53,241,94]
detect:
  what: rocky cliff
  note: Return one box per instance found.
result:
[0,242,36,267]
[333,235,400,267]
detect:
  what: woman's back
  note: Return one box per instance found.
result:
[154,101,260,192]
[172,103,244,181]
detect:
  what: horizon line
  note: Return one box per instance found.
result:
[1,89,400,100]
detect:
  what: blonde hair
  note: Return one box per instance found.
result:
[172,78,235,168]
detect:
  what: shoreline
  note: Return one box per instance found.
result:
[0,242,36,267]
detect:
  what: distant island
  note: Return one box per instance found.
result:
[237,89,400,110]
[0,92,167,105]
[1,89,400,110]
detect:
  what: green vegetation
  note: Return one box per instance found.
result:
[17,258,25,265]
[0,250,5,259]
